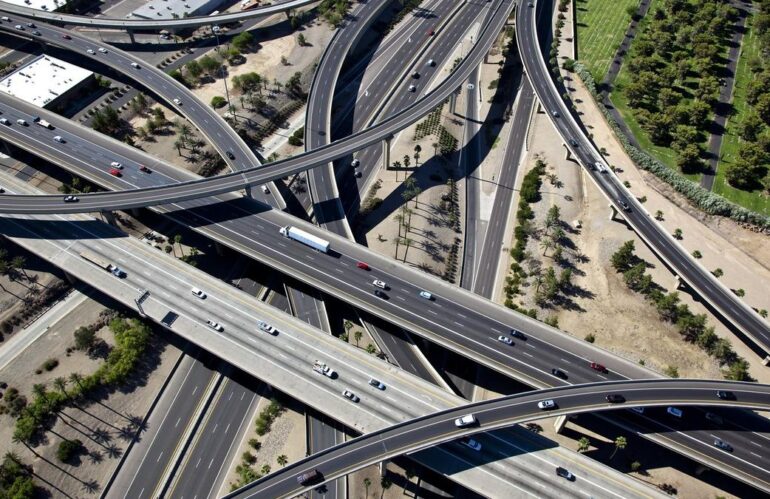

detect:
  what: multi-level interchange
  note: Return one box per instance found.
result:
[0,0,767,497]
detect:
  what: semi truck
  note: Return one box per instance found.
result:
[279,226,330,253]
[79,251,126,277]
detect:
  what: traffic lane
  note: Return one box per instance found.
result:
[308,415,345,499]
[171,379,259,498]
[233,381,770,498]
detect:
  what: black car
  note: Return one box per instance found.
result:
[568,138,578,147]
[618,199,631,212]
[556,467,575,481]
[716,390,735,400]
[551,368,568,379]
[226,150,235,160]
[373,289,388,299]
[606,394,625,403]
[510,329,526,340]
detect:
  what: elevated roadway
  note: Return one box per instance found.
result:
[229,379,770,499]
[0,175,657,499]
[516,0,770,360]
[3,90,770,491]
[0,0,316,29]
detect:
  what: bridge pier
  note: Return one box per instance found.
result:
[382,135,392,171]
[213,241,225,256]
[101,211,118,227]
[554,415,568,434]
[563,143,572,161]
[127,30,136,44]
[63,271,77,286]
[244,184,254,199]
[608,204,618,221]
[449,90,458,115]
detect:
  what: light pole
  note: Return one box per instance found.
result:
[213,27,234,122]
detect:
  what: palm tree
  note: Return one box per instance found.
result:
[402,237,414,262]
[261,463,271,475]
[53,377,67,397]
[432,142,438,155]
[577,437,590,453]
[11,256,26,279]
[173,234,183,257]
[380,477,392,498]
[363,477,372,497]
[354,331,362,347]
[276,454,288,467]
[611,436,627,459]
[540,237,554,257]
[69,373,84,391]
[393,213,404,238]
[404,469,415,493]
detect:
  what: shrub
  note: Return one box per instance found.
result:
[210,96,227,108]
[56,439,83,462]
[42,358,59,371]
[74,326,96,351]
[584,333,595,343]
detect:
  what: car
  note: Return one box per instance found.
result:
[63,195,79,203]
[373,289,388,299]
[454,414,477,427]
[0,118,9,126]
[428,28,435,36]
[53,136,65,143]
[1,16,10,21]
[408,84,416,92]
[510,329,526,340]
[368,378,385,390]
[595,161,606,173]
[258,320,277,335]
[131,62,140,69]
[212,25,221,32]
[713,439,733,452]
[460,438,482,451]
[191,287,207,299]
[497,335,513,345]
[86,49,95,55]
[716,390,735,400]
[356,262,370,271]
[173,98,182,105]
[139,165,151,173]
[467,83,475,90]
[32,30,41,36]
[618,199,631,212]
[354,171,362,178]
[312,361,335,378]
[206,320,224,332]
[109,168,122,177]
[351,158,360,167]
[14,25,23,30]
[111,267,126,278]
[528,1,534,6]
[538,399,556,410]
[372,279,387,289]
[412,71,420,79]
[556,467,575,481]
[427,59,435,66]
[589,362,607,373]
[226,150,235,159]
[341,389,359,402]
[15,119,27,126]
[61,34,71,40]
[606,394,625,403]
[0,188,4,194]
[568,138,578,147]
[705,412,724,425]
[551,368,568,379]
[25,22,35,28]
[261,185,269,194]
[110,161,123,169]
[296,469,321,486]
[419,290,433,300]
[551,110,560,117]
[98,47,107,53]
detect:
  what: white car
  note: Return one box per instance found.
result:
[110,161,123,169]
[173,98,182,105]
[408,84,416,92]
[342,389,359,403]
[454,414,476,427]
[372,280,387,289]
[258,320,277,335]
[461,438,482,451]
[261,185,269,194]
[87,49,95,55]
[497,335,513,345]
[206,320,223,332]
[98,47,108,53]
[351,158,360,167]
[427,59,435,66]
[419,290,433,300]
[312,361,335,378]
[538,400,556,410]
[53,135,65,143]
[191,287,207,299]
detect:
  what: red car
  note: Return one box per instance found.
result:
[139,165,151,173]
[356,262,370,270]
[109,168,122,177]
[428,28,435,36]
[589,362,607,373]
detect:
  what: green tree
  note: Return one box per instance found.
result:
[297,33,307,46]
[380,477,392,498]
[74,326,96,350]
[53,377,67,396]
[664,365,680,378]
[261,464,271,475]
[656,292,681,322]
[673,228,683,240]
[577,436,590,453]
[232,31,254,51]
[611,240,636,271]
[366,343,377,355]
[623,262,648,291]
[186,59,203,81]
[363,477,372,497]
[354,331,362,347]
[610,436,627,459]
[277,454,288,467]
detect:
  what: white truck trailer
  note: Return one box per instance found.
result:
[279,226,330,253]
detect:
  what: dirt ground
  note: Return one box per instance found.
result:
[0,297,179,497]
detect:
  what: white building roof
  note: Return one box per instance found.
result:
[0,0,68,13]
[131,0,219,20]
[0,55,92,108]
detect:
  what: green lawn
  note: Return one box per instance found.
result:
[713,19,770,216]
[575,0,639,82]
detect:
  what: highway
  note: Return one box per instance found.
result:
[0,0,317,29]
[228,379,770,499]
[0,174,657,498]
[516,1,770,361]
[4,90,770,492]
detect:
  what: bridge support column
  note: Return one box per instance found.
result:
[63,271,77,286]
[449,90,458,115]
[244,184,254,199]
[214,241,225,256]
[101,211,118,227]
[608,204,618,221]
[563,143,572,161]
[673,275,683,290]
[553,415,568,434]
[382,136,392,170]
[127,30,136,44]
[536,99,543,114]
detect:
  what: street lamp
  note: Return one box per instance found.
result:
[212,26,234,121]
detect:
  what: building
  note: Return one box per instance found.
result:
[0,55,93,110]
[0,0,68,13]
[131,0,226,20]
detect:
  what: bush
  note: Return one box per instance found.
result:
[74,326,96,351]
[42,358,59,371]
[210,96,227,108]
[56,439,83,463]
[584,333,595,343]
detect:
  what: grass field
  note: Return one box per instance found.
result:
[712,19,770,216]
[575,0,639,82]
